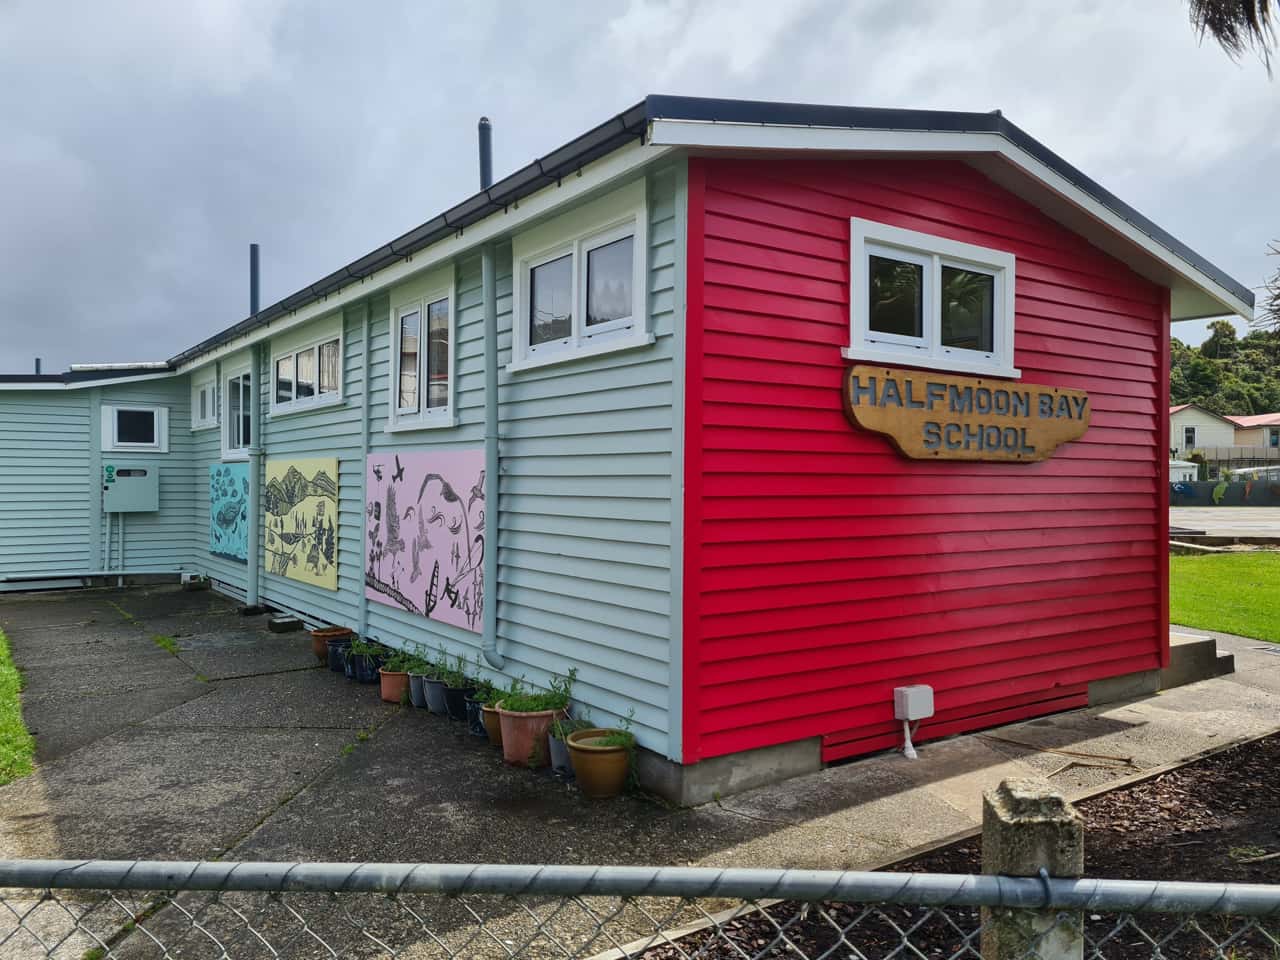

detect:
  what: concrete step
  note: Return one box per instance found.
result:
[1162,632,1235,690]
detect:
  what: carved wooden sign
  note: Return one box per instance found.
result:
[843,365,1090,462]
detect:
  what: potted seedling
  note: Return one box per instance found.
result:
[423,644,449,715]
[567,708,637,799]
[311,625,354,666]
[443,654,476,723]
[406,647,431,709]
[497,669,576,768]
[480,682,505,747]
[378,650,414,704]
[549,712,593,779]
[347,636,383,685]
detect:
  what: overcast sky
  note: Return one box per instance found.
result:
[1,0,1276,372]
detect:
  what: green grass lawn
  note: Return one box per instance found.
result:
[1170,552,1280,643]
[0,628,35,785]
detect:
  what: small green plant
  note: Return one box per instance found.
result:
[473,678,501,706]
[595,707,636,750]
[381,650,416,672]
[348,636,382,658]
[550,713,593,740]
[151,634,179,655]
[82,948,106,960]
[500,668,577,714]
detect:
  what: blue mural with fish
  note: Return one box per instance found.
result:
[209,462,250,562]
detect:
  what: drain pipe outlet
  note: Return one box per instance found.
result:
[481,242,503,669]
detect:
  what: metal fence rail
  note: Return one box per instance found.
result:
[1,860,1278,959]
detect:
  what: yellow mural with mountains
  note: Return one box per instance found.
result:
[264,458,339,591]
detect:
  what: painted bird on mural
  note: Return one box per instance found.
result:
[372,464,383,482]
[468,471,485,511]
[393,456,405,483]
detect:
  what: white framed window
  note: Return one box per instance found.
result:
[509,179,651,373]
[191,375,218,430]
[389,279,454,431]
[222,364,252,459]
[844,217,1018,379]
[101,405,169,453]
[1183,426,1197,450]
[271,334,341,414]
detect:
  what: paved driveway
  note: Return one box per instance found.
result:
[1171,506,1280,538]
[3,585,1280,874]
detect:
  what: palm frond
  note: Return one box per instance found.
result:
[1189,0,1275,75]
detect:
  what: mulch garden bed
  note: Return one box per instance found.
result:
[640,732,1280,959]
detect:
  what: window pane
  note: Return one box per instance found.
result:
[398,310,420,412]
[319,339,340,394]
[426,298,449,409]
[586,235,633,327]
[530,254,572,345]
[868,256,924,338]
[116,409,155,444]
[240,375,251,446]
[228,376,242,447]
[941,266,995,352]
[199,389,208,422]
[295,347,316,399]
[275,355,294,404]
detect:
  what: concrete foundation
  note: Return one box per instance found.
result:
[1088,632,1235,707]
[637,737,823,807]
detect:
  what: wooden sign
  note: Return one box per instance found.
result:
[843,365,1090,462]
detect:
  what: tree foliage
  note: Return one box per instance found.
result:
[1189,0,1275,75]
[1171,325,1280,414]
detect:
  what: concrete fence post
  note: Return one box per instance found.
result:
[981,778,1084,960]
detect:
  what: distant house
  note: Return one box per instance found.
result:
[1226,412,1280,449]
[1169,403,1237,456]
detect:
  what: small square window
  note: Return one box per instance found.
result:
[586,235,634,327]
[868,255,924,339]
[941,266,995,353]
[275,355,294,405]
[116,409,155,445]
[530,254,573,346]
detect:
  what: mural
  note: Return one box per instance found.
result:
[209,463,250,562]
[1170,480,1280,507]
[365,450,485,632]
[264,458,339,590]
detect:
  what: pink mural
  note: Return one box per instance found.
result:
[364,449,485,633]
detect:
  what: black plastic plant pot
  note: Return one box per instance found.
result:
[326,639,351,673]
[444,686,475,723]
[423,678,448,714]
[548,734,574,779]
[464,696,487,737]
[353,654,380,684]
[408,674,428,709]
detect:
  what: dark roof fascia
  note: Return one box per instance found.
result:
[0,367,174,385]
[168,100,652,367]
[644,95,1254,310]
[169,94,1252,370]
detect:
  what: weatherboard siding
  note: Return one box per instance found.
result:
[0,391,93,579]
[682,156,1167,764]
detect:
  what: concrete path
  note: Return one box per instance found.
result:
[2,587,1279,874]
[1170,506,1280,538]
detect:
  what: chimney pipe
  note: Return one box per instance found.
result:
[249,243,260,316]
[34,357,41,375]
[478,117,493,191]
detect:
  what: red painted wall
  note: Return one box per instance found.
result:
[682,156,1170,765]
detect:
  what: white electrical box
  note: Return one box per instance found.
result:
[894,685,934,721]
[102,463,160,512]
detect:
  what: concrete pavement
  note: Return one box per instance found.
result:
[2,586,1279,873]
[1170,506,1280,538]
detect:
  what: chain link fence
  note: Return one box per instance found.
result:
[1,860,1278,960]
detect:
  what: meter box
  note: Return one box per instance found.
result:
[102,463,159,512]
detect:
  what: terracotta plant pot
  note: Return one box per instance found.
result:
[481,704,503,747]
[497,706,565,768]
[566,728,632,799]
[311,626,353,665]
[379,668,410,704]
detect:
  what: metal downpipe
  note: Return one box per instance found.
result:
[481,243,503,669]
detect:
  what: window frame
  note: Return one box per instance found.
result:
[387,278,456,432]
[1269,427,1279,448]
[101,404,169,453]
[1183,426,1197,450]
[509,180,651,373]
[845,217,1019,379]
[191,375,218,431]
[269,333,342,415]
[222,363,253,461]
